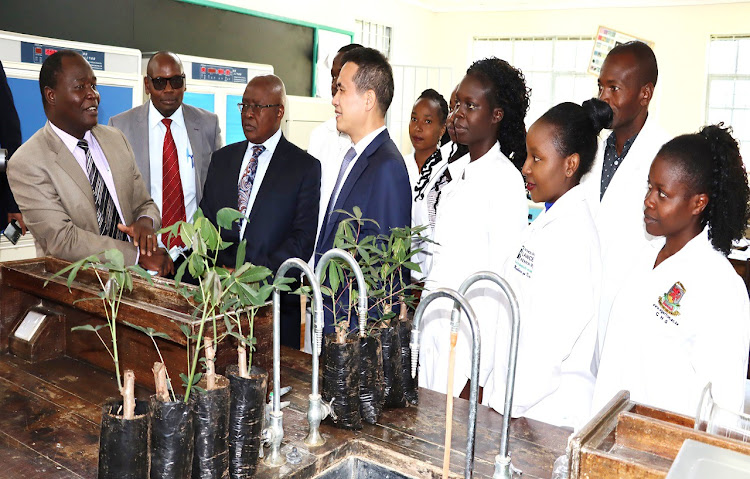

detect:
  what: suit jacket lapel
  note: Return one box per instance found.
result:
[45,123,96,209]
[182,105,204,204]
[320,129,388,247]
[135,103,150,188]
[246,134,286,228]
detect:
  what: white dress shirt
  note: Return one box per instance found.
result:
[147,102,196,221]
[49,122,125,225]
[238,127,282,238]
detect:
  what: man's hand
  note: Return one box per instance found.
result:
[138,247,175,277]
[118,217,157,256]
[7,213,26,235]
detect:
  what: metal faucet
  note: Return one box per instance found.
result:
[298,259,333,447]
[453,272,521,479]
[315,248,369,340]
[263,257,313,467]
[410,287,480,479]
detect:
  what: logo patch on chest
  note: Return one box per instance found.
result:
[652,281,686,326]
[513,246,535,278]
[658,281,686,316]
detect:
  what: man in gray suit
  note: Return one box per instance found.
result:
[109,51,222,259]
[8,50,170,274]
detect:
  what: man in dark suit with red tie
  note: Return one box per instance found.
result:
[200,74,321,348]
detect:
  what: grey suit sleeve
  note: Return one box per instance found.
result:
[212,113,223,150]
[7,144,141,264]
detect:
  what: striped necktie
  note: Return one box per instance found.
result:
[161,119,186,248]
[77,139,127,241]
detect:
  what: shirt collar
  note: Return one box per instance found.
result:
[247,127,282,157]
[149,101,185,129]
[352,125,386,157]
[606,130,639,158]
[49,121,94,156]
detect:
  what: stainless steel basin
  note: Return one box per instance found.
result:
[313,456,416,479]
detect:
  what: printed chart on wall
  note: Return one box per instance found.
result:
[588,26,654,75]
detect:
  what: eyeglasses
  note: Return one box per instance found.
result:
[237,103,282,114]
[148,74,186,91]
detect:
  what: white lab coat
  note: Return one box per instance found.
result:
[410,143,454,281]
[418,142,528,395]
[580,115,671,367]
[404,151,420,192]
[592,228,750,418]
[483,184,601,429]
[307,117,352,258]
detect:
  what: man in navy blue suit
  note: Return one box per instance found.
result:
[315,47,411,335]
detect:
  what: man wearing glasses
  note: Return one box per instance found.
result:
[200,74,321,349]
[109,51,222,266]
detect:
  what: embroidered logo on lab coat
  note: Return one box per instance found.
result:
[658,281,686,316]
[513,246,535,278]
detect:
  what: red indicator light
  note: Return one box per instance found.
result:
[35,47,42,54]
[218,69,224,74]
[208,68,216,73]
[201,66,206,72]
[45,48,57,56]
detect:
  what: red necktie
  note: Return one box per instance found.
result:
[161,118,186,248]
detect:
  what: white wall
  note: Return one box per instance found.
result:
[433,2,750,138]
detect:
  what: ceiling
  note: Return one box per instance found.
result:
[404,0,749,12]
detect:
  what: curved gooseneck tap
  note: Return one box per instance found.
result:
[296,259,331,447]
[453,271,521,479]
[410,287,480,479]
[264,257,317,467]
[315,248,369,340]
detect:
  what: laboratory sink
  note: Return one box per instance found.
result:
[312,456,416,479]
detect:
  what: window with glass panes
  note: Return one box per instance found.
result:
[706,35,750,164]
[472,37,596,125]
[355,20,392,59]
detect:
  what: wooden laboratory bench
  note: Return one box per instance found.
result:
[0,256,569,478]
[0,347,570,479]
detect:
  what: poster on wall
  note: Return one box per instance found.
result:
[588,26,654,75]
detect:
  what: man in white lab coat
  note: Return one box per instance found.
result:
[581,41,670,369]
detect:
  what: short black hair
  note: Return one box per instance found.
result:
[466,57,530,170]
[338,43,363,54]
[39,49,81,106]
[658,123,750,255]
[608,41,658,87]
[416,88,449,125]
[340,47,394,115]
[538,98,612,180]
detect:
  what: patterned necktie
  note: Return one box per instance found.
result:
[77,139,127,241]
[238,145,265,214]
[161,119,186,248]
[325,146,357,217]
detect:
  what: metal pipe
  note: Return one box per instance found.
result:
[452,271,521,479]
[314,248,369,339]
[265,257,315,466]
[411,288,480,479]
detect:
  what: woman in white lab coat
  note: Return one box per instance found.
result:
[412,86,469,281]
[418,58,530,396]
[483,99,612,429]
[593,124,750,418]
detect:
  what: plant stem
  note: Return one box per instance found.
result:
[184,285,210,403]
[248,310,255,370]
